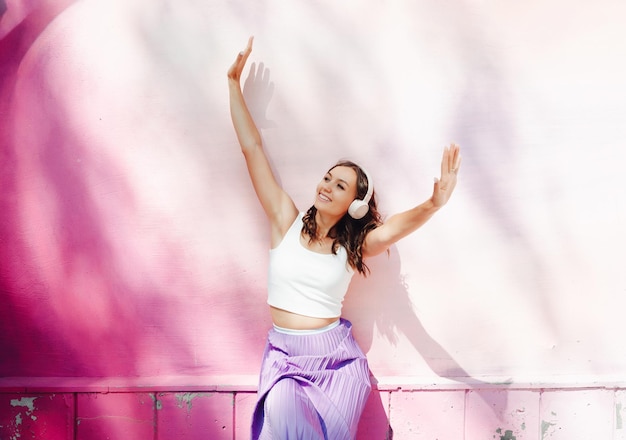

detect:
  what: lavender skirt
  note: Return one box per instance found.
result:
[251,319,371,440]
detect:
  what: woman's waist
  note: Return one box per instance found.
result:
[270,306,340,331]
[264,313,364,359]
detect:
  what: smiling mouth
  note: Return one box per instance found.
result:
[318,193,331,202]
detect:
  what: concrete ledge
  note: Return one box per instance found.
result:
[2,375,625,393]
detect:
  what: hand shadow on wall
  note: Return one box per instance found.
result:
[243,62,276,130]
[242,61,281,195]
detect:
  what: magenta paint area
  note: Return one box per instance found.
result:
[76,393,155,440]
[156,392,234,440]
[0,394,74,440]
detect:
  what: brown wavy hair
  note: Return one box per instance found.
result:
[302,160,382,275]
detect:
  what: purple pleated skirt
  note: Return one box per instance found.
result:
[251,318,371,440]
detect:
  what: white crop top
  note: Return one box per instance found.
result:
[267,213,355,318]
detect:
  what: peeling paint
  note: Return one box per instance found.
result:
[176,393,201,412]
[541,420,556,438]
[494,427,516,440]
[541,410,559,439]
[150,394,163,410]
[9,396,39,435]
[494,428,516,440]
[10,397,37,412]
[500,430,516,440]
[617,402,623,429]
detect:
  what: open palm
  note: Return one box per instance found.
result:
[432,143,462,208]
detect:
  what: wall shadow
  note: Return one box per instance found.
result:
[345,246,489,378]
[344,245,510,434]
[0,0,255,389]
[0,3,277,437]
[0,0,83,377]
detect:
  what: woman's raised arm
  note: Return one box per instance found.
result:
[227,37,297,244]
[363,143,462,257]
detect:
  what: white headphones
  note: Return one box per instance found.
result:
[348,167,374,219]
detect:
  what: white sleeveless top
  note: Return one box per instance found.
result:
[267,213,355,318]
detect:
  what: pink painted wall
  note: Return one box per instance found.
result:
[2,0,626,393]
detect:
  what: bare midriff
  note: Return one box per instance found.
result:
[270,306,340,330]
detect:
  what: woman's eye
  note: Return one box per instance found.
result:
[337,184,345,191]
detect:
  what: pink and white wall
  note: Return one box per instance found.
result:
[1,0,626,438]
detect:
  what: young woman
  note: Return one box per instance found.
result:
[228,37,461,440]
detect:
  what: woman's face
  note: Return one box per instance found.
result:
[314,166,358,217]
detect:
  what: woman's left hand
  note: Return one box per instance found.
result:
[431,143,462,208]
[227,36,254,84]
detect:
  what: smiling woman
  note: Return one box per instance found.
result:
[227,36,461,439]
[315,166,359,215]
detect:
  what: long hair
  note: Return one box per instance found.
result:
[302,160,382,275]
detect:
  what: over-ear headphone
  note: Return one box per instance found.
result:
[348,167,373,219]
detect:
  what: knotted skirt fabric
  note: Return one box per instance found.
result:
[251,319,371,440]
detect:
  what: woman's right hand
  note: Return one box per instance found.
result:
[227,36,254,84]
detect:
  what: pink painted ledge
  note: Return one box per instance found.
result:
[1,375,625,394]
[0,375,259,393]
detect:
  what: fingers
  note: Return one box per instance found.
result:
[441,146,449,177]
[433,143,461,208]
[239,36,254,64]
[448,144,455,171]
[245,36,254,54]
[446,143,461,175]
[437,143,461,186]
[451,143,461,172]
[454,153,462,174]
[228,36,254,80]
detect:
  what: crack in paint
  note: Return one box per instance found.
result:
[77,415,153,424]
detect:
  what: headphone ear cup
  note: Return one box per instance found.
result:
[348,199,369,219]
[349,167,374,219]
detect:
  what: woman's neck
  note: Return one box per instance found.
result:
[314,211,340,239]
